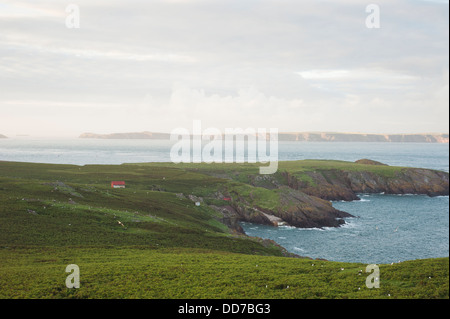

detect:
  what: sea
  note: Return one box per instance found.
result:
[0,137,448,264]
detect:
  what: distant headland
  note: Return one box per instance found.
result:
[80,132,170,140]
[0,134,7,138]
[79,131,449,143]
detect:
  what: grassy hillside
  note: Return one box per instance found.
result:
[0,160,448,299]
[0,161,281,255]
[1,247,448,299]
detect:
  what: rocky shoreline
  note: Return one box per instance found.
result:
[193,159,449,233]
[283,166,449,201]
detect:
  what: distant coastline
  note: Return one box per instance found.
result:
[79,131,449,143]
[80,132,170,140]
[0,134,7,139]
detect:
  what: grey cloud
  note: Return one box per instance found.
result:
[0,0,448,135]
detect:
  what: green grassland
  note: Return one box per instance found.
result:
[0,160,448,299]
[2,247,448,299]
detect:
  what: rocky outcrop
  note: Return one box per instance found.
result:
[265,187,353,228]
[348,168,448,197]
[198,159,449,230]
[283,170,360,201]
[284,166,449,201]
[209,186,353,229]
[209,204,246,234]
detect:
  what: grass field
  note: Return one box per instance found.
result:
[0,160,448,299]
[1,247,448,299]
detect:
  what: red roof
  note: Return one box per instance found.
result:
[223,197,231,201]
[111,181,126,185]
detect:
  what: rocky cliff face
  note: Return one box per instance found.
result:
[277,132,449,143]
[197,160,449,231]
[230,188,352,229]
[283,167,449,201]
[210,196,352,233]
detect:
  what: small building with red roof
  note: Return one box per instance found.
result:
[111,181,126,188]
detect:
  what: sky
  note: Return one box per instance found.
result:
[0,0,448,137]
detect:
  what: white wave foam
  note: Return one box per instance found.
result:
[341,221,360,229]
[296,227,327,232]
[279,225,296,230]
[321,226,337,231]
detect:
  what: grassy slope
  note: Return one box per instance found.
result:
[0,161,448,299]
[1,248,448,299]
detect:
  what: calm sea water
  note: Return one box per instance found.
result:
[242,195,449,264]
[1,138,448,263]
[0,138,448,171]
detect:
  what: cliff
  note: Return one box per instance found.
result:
[211,185,353,230]
[277,132,449,143]
[282,165,449,201]
[191,159,449,230]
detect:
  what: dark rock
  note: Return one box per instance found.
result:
[285,167,449,201]
[201,160,449,230]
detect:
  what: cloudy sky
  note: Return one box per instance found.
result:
[0,0,448,137]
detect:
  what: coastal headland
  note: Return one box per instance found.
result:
[0,160,448,298]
